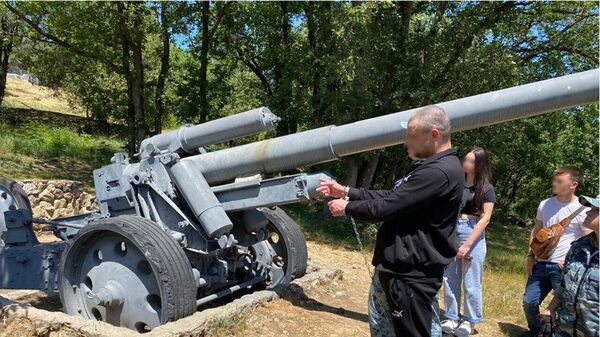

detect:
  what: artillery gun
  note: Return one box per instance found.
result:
[0,69,597,332]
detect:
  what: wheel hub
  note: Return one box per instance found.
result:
[67,233,163,331]
[88,280,125,308]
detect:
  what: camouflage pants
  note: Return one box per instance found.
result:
[368,271,442,337]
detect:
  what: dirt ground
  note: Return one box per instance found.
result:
[240,242,528,337]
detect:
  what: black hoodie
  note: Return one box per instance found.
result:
[345,147,464,277]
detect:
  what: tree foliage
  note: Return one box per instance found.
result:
[5,1,599,218]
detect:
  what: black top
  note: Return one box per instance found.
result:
[345,148,464,277]
[460,183,496,216]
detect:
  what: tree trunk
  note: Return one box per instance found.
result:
[344,156,361,188]
[358,153,381,189]
[0,16,15,108]
[384,159,400,189]
[0,42,11,108]
[198,0,210,123]
[307,2,334,126]
[304,4,320,125]
[130,5,146,147]
[275,2,295,136]
[117,2,147,152]
[154,2,170,135]
[116,3,137,154]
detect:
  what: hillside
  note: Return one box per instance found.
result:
[0,77,126,189]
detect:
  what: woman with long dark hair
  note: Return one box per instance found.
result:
[441,147,496,337]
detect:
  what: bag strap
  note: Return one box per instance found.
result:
[557,205,587,228]
[533,205,587,260]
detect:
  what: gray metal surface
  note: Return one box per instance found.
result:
[187,69,599,184]
[213,172,334,212]
[61,232,163,330]
[196,275,265,307]
[170,160,233,238]
[0,185,19,235]
[0,242,64,290]
[139,107,280,157]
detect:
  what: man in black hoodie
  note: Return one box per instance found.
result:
[317,105,464,337]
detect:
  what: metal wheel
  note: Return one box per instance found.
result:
[0,177,32,243]
[254,207,308,288]
[59,216,196,332]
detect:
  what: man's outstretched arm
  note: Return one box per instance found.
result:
[347,187,392,201]
[345,167,448,222]
[316,178,391,200]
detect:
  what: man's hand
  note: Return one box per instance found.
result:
[527,255,536,276]
[316,178,346,199]
[456,242,472,260]
[327,199,348,217]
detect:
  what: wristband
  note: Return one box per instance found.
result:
[343,186,350,201]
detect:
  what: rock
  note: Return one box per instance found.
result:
[16,179,97,217]
[65,205,75,215]
[21,182,39,196]
[46,183,56,193]
[53,188,64,200]
[71,184,83,195]
[61,183,73,192]
[37,201,55,218]
[38,190,55,203]
[32,206,45,218]
[28,196,39,205]
[53,199,67,210]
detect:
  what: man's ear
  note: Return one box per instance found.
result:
[431,128,441,139]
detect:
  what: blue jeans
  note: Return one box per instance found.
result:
[368,271,442,337]
[443,217,487,324]
[523,261,562,336]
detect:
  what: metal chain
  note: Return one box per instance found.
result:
[349,216,373,278]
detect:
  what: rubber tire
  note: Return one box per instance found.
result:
[0,177,32,212]
[0,177,32,245]
[261,207,308,286]
[59,216,197,326]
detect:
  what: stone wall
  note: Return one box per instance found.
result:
[16,180,98,218]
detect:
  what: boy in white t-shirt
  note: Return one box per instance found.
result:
[522,166,591,337]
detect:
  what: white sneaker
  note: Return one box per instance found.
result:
[453,320,474,337]
[441,320,460,334]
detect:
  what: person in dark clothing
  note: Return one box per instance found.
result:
[441,147,496,337]
[316,105,464,337]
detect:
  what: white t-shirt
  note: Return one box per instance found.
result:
[535,196,590,263]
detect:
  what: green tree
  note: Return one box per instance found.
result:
[6,1,161,153]
[0,9,22,106]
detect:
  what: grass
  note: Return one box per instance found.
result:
[204,314,249,337]
[282,203,379,249]
[2,77,84,116]
[0,121,123,188]
[0,77,126,188]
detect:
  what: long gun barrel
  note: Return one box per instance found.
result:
[185,69,599,184]
[139,107,280,157]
